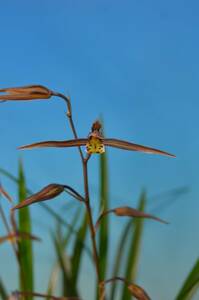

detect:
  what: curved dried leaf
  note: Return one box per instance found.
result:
[128,283,151,300]
[103,138,175,157]
[0,232,40,245]
[12,184,65,210]
[0,85,52,101]
[18,139,88,150]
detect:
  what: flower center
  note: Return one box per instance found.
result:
[86,137,105,154]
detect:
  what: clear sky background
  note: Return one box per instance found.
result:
[0,1,198,299]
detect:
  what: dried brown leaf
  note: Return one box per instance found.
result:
[12,184,65,210]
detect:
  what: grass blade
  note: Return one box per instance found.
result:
[98,151,109,279]
[47,209,81,297]
[52,232,77,297]
[71,210,88,287]
[121,191,146,300]
[17,159,33,299]
[175,258,199,300]
[0,278,7,300]
[110,220,132,300]
[46,263,60,297]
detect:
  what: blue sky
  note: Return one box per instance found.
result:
[0,1,198,299]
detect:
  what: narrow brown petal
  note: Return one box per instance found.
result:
[0,232,40,245]
[95,206,168,230]
[0,185,13,203]
[18,138,88,150]
[128,283,151,300]
[12,184,65,210]
[103,138,175,157]
[0,85,52,101]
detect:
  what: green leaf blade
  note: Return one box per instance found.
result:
[0,278,7,300]
[18,160,34,300]
[176,258,199,300]
[71,210,88,286]
[98,152,109,280]
[121,191,146,300]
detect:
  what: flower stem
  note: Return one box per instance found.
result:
[56,92,104,299]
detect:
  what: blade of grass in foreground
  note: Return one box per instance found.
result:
[175,258,199,300]
[121,191,146,300]
[71,210,88,288]
[98,151,109,276]
[52,232,77,297]
[47,209,81,297]
[18,160,33,300]
[0,278,7,300]
[110,219,132,300]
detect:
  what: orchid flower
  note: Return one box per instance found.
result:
[18,121,175,157]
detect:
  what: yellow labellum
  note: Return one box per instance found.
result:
[86,137,105,154]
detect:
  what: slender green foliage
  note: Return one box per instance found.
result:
[121,191,146,300]
[71,210,88,286]
[52,232,77,297]
[18,160,33,300]
[110,220,132,300]
[98,152,109,278]
[0,278,7,300]
[175,259,199,300]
